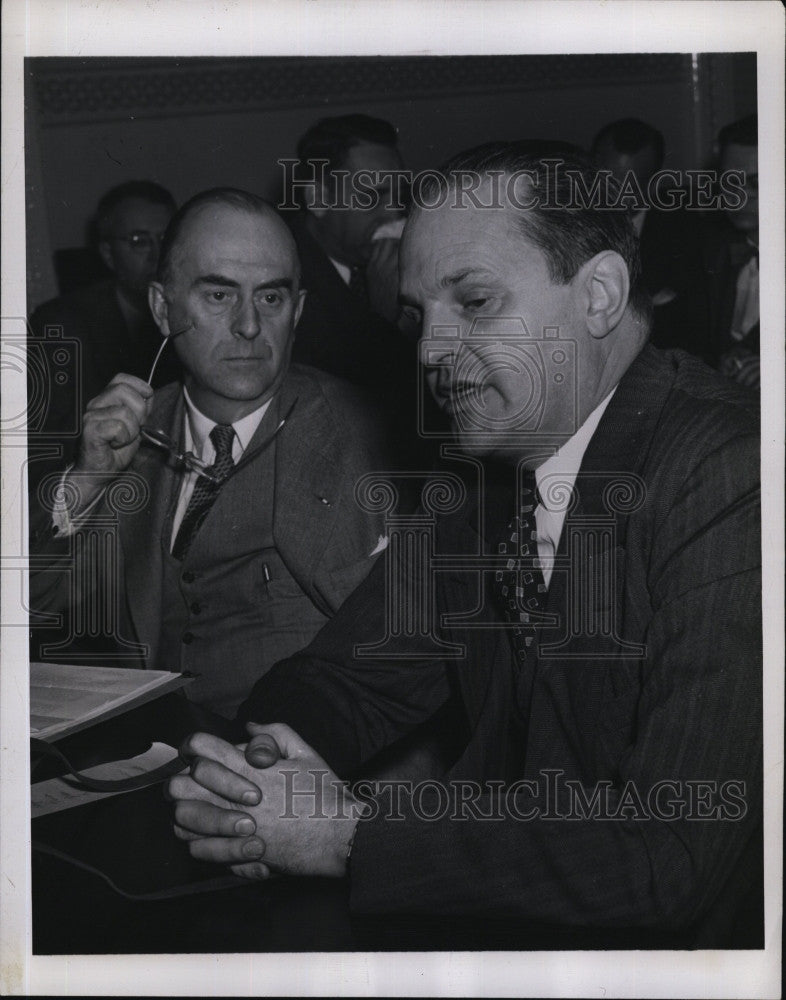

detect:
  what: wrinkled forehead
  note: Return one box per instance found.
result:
[402,179,532,276]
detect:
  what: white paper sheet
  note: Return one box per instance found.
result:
[31,742,180,818]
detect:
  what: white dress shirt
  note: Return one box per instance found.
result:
[730,242,759,341]
[52,389,272,543]
[533,388,616,587]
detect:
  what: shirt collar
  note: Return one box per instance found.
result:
[182,386,273,458]
[535,387,617,509]
[329,256,352,286]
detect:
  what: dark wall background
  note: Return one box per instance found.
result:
[25,53,757,310]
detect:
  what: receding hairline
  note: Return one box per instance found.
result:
[161,197,300,284]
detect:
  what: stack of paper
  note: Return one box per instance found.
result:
[30,661,191,741]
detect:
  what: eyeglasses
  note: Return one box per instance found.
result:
[140,426,224,484]
[115,231,165,254]
[139,325,222,483]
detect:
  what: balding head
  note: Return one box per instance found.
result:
[157,188,300,288]
[148,188,306,424]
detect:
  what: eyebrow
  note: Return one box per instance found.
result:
[439,267,496,288]
[399,267,497,306]
[194,274,294,291]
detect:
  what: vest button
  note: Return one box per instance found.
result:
[182,631,195,644]
[190,602,202,615]
[182,571,196,584]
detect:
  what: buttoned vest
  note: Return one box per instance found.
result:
[156,431,329,718]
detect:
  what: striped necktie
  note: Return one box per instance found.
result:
[171,424,235,561]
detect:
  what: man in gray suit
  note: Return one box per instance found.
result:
[167,148,761,945]
[29,189,389,717]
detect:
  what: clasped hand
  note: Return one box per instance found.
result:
[167,723,360,880]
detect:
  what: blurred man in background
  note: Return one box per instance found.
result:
[591,118,710,361]
[30,180,181,416]
[700,114,760,388]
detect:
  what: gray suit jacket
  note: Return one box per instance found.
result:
[30,365,389,703]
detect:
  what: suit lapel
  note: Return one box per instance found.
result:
[121,385,184,665]
[272,368,344,610]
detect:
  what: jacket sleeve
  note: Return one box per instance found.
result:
[346,429,762,929]
[237,545,454,776]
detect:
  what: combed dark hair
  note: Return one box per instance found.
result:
[591,118,665,170]
[95,180,175,241]
[296,113,398,172]
[718,114,758,150]
[156,187,294,284]
[417,140,651,323]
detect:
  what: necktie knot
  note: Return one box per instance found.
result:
[170,424,235,560]
[209,424,235,461]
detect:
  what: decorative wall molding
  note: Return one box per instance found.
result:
[28,54,693,126]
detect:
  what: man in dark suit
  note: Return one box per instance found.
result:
[29,189,390,717]
[167,148,761,945]
[281,114,437,466]
[700,114,760,388]
[591,119,710,362]
[29,181,181,450]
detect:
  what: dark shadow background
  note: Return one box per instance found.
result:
[25,53,756,309]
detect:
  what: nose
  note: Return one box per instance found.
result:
[232,296,262,340]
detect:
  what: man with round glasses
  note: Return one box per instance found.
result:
[30,180,181,414]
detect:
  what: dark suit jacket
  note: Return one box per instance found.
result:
[286,214,415,387]
[700,215,760,365]
[639,208,712,362]
[29,365,389,708]
[239,346,762,943]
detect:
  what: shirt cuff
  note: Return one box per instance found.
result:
[51,465,105,537]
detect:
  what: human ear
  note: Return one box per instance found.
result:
[98,240,115,273]
[581,251,630,339]
[294,288,307,328]
[148,282,171,336]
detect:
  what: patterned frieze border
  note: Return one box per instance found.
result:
[29,54,693,125]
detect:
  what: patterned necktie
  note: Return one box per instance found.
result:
[171,424,235,561]
[492,470,547,778]
[493,471,547,661]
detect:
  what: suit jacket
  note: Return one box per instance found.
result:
[286,214,415,386]
[639,208,712,362]
[239,346,762,944]
[700,215,760,365]
[29,365,389,710]
[285,213,445,469]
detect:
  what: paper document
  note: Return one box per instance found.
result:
[30,661,192,741]
[31,742,181,818]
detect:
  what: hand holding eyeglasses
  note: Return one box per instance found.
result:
[138,322,222,483]
[66,373,156,514]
